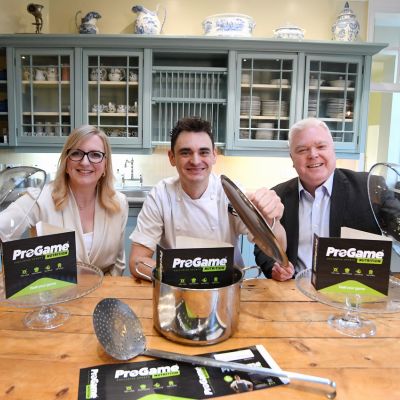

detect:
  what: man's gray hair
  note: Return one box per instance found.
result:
[288,117,331,148]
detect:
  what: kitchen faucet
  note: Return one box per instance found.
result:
[123,158,143,187]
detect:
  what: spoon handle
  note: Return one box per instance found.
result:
[144,348,336,399]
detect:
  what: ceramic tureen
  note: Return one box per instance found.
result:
[273,24,305,40]
[202,13,255,37]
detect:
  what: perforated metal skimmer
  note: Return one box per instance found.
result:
[93,298,336,399]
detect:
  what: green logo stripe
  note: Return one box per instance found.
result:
[45,250,69,259]
[319,279,385,298]
[10,277,75,298]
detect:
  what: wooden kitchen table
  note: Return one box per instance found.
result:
[0,276,399,400]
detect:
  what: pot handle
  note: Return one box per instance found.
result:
[242,265,262,280]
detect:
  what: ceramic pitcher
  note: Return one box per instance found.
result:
[132,4,166,35]
[35,69,47,81]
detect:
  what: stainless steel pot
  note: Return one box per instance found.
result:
[153,266,257,345]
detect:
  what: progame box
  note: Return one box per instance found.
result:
[156,237,235,288]
[311,230,392,297]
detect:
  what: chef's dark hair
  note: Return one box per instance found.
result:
[170,116,215,151]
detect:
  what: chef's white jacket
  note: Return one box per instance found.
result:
[130,173,249,266]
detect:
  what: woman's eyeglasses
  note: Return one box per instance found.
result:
[67,149,106,163]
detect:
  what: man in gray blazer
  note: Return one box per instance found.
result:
[255,117,382,281]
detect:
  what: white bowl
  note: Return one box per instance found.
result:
[256,130,274,140]
[309,79,325,87]
[273,25,305,40]
[329,79,352,88]
[202,14,255,37]
[270,78,289,85]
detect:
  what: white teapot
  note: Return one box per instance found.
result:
[108,68,125,81]
[132,4,166,35]
[90,67,107,81]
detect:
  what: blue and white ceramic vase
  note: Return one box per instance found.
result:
[132,5,166,35]
[76,11,102,34]
[332,2,360,42]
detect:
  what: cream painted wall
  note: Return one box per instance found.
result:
[0,1,368,40]
[0,1,50,34]
[0,0,366,189]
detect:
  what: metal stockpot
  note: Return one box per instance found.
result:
[152,266,258,345]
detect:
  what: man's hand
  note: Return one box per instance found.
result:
[247,188,284,226]
[271,262,294,281]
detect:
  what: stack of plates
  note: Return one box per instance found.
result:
[261,100,288,117]
[240,96,260,116]
[256,122,274,140]
[308,99,318,117]
[326,98,352,118]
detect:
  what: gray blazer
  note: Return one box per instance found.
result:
[254,168,382,278]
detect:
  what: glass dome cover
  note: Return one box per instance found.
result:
[0,166,47,242]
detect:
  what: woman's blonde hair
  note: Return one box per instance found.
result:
[52,125,120,213]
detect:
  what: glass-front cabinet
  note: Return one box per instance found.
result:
[235,53,297,148]
[15,49,73,146]
[151,52,228,145]
[1,35,384,156]
[304,56,362,152]
[82,51,143,147]
[0,47,8,146]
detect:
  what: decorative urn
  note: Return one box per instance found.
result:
[332,2,360,42]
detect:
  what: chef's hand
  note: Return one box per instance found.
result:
[271,262,294,281]
[247,188,284,227]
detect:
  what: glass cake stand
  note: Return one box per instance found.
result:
[296,269,400,337]
[0,261,103,329]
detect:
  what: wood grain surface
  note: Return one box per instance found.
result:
[0,276,399,399]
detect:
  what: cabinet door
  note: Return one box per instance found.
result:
[14,49,74,146]
[0,48,9,146]
[233,53,298,149]
[304,55,362,152]
[151,52,228,146]
[82,51,144,148]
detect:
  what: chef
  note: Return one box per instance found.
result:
[129,116,290,280]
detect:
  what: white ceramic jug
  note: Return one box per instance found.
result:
[132,4,166,35]
[35,69,47,81]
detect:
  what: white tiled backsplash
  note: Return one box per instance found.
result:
[0,147,359,191]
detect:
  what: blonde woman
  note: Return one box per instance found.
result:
[0,125,128,275]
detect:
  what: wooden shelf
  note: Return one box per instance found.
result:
[88,112,138,117]
[22,112,70,116]
[240,115,289,120]
[22,80,70,85]
[309,86,355,91]
[241,83,291,89]
[88,81,138,86]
